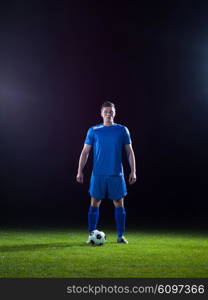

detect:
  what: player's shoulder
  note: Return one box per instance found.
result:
[115,123,129,131]
[90,123,104,130]
[115,123,126,128]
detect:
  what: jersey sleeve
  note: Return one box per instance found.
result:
[122,126,132,145]
[84,127,94,145]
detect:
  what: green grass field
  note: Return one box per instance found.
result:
[0,227,208,278]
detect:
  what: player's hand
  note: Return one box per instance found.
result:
[76,172,84,183]
[128,172,137,185]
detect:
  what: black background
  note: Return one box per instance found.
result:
[0,1,207,229]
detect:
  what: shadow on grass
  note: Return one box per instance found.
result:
[0,242,90,252]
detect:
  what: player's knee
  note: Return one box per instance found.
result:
[91,197,101,207]
[113,198,124,207]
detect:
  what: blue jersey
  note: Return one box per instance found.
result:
[84,123,132,176]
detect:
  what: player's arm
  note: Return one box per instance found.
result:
[76,144,92,183]
[125,144,137,185]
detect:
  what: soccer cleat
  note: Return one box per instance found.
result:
[86,231,94,244]
[86,236,91,244]
[117,236,128,244]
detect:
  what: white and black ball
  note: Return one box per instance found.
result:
[89,230,106,245]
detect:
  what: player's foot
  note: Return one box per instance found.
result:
[86,236,91,244]
[117,236,128,244]
[86,231,94,244]
[86,236,90,244]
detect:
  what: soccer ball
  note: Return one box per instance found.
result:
[89,230,106,245]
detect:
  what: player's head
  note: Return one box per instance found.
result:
[101,101,116,123]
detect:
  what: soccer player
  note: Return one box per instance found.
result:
[76,101,137,244]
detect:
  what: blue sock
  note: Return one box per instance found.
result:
[88,206,99,232]
[115,207,126,238]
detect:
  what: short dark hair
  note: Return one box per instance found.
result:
[101,101,115,110]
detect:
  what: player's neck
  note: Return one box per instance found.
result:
[103,121,114,126]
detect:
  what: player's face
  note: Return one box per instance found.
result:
[101,107,116,123]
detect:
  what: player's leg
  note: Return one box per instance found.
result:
[91,197,102,207]
[87,175,106,243]
[113,198,128,243]
[86,198,101,243]
[107,175,128,243]
[113,198,124,207]
[88,197,102,233]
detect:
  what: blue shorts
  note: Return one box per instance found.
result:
[88,175,127,200]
